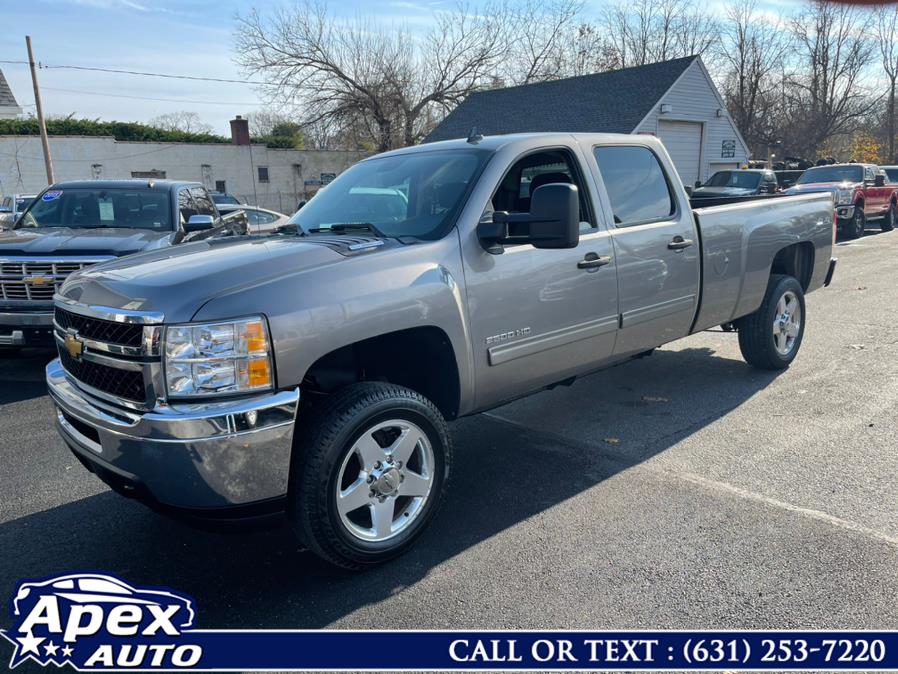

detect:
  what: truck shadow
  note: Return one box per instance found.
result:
[0,348,56,405]
[0,345,781,631]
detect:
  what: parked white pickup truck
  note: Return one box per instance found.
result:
[48,133,836,568]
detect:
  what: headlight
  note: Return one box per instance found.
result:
[837,189,852,205]
[164,316,273,398]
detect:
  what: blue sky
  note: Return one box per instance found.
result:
[1,0,452,135]
[1,0,798,136]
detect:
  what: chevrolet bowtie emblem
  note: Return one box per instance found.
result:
[64,333,84,359]
[23,275,54,286]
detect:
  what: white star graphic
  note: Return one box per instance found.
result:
[16,632,44,656]
[61,645,74,658]
[44,640,59,656]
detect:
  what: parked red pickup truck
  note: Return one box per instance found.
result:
[785,163,897,239]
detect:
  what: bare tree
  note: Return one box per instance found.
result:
[876,4,898,162]
[235,1,509,151]
[148,111,213,135]
[601,0,719,69]
[497,0,584,85]
[788,0,875,157]
[717,0,791,155]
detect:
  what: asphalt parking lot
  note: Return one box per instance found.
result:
[2,227,897,645]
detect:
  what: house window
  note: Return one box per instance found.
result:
[215,180,227,193]
[257,166,270,183]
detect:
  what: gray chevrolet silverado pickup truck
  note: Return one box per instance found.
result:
[47,133,836,568]
[0,180,244,349]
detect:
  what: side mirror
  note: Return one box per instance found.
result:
[185,214,215,232]
[694,180,702,188]
[875,174,886,187]
[477,183,579,254]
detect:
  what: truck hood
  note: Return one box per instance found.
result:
[784,182,860,196]
[58,234,391,323]
[692,186,756,197]
[0,227,176,257]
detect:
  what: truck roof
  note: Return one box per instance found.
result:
[374,132,649,159]
[47,179,203,191]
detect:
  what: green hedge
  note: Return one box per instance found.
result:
[0,118,305,149]
[0,118,230,144]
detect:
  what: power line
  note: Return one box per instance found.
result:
[41,86,262,106]
[0,59,262,85]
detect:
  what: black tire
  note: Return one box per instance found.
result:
[845,206,865,239]
[288,382,451,569]
[738,274,806,370]
[882,202,896,232]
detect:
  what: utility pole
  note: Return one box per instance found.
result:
[25,35,55,185]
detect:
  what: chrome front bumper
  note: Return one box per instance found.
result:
[47,358,300,511]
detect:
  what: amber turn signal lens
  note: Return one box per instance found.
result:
[247,357,271,388]
[245,320,267,354]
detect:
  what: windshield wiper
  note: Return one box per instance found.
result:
[308,222,387,237]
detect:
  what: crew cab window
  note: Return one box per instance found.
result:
[486,149,593,233]
[593,146,675,226]
[190,187,216,217]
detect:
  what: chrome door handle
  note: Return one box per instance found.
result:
[577,254,612,269]
[668,236,694,251]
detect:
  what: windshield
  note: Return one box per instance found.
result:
[797,166,863,184]
[289,149,490,239]
[704,171,761,189]
[211,193,240,205]
[16,188,173,230]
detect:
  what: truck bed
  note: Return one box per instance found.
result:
[690,192,834,333]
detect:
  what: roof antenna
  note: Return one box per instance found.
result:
[466,126,483,144]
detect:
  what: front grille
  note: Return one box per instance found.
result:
[55,307,144,348]
[0,259,97,302]
[58,348,146,402]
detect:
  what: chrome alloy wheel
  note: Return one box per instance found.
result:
[335,419,435,542]
[772,290,802,356]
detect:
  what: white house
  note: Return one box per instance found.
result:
[0,69,23,120]
[426,56,749,185]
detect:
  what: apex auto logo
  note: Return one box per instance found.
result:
[1,573,200,670]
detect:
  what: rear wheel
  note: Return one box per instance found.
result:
[738,275,805,370]
[882,202,896,232]
[288,382,451,569]
[845,206,865,239]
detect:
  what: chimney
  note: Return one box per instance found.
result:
[230,115,250,145]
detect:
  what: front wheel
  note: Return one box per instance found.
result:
[845,206,865,239]
[737,274,806,370]
[288,382,451,569]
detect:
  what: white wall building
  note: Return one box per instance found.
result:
[0,117,368,213]
[0,69,23,120]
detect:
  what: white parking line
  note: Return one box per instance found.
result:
[670,470,898,548]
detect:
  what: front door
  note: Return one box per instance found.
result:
[590,144,701,357]
[462,147,619,410]
[865,166,889,216]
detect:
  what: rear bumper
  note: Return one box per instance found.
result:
[0,310,54,346]
[47,358,299,514]
[824,257,837,287]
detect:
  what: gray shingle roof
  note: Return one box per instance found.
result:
[425,55,697,142]
[0,69,20,109]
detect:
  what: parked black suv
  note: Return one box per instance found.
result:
[0,180,245,350]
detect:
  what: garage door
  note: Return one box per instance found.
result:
[658,120,703,186]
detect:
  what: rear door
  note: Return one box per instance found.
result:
[590,143,701,357]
